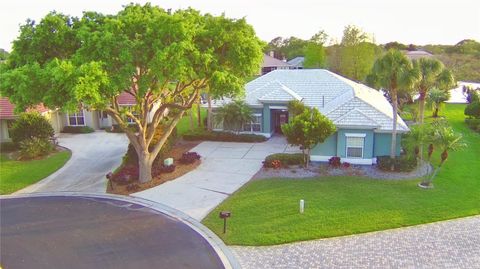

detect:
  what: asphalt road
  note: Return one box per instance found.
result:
[0,195,225,269]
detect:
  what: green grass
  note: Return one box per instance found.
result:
[176,106,207,135]
[0,151,71,194]
[202,104,480,245]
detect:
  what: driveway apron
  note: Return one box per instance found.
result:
[16,132,128,193]
[133,136,298,220]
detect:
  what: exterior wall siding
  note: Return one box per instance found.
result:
[373,133,402,156]
[311,132,337,156]
[0,119,11,142]
[262,105,271,134]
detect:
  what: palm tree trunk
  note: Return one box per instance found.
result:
[390,89,398,171]
[418,90,426,161]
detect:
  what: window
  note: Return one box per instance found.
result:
[243,114,262,132]
[67,110,85,126]
[346,136,364,158]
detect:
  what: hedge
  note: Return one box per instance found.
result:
[465,118,480,133]
[62,126,95,133]
[376,156,417,172]
[264,153,304,167]
[183,130,267,142]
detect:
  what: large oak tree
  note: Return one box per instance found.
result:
[0,4,264,183]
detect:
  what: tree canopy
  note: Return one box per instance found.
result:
[0,4,264,182]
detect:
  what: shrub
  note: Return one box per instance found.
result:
[105,124,139,133]
[342,162,351,168]
[179,152,201,164]
[111,165,139,184]
[328,156,341,168]
[464,101,480,119]
[183,129,267,142]
[159,164,176,173]
[10,112,54,144]
[126,183,140,192]
[0,142,18,152]
[18,138,54,159]
[376,156,417,172]
[464,102,480,119]
[264,153,304,167]
[62,126,95,133]
[465,119,480,133]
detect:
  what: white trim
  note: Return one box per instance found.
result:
[310,155,376,165]
[269,105,288,110]
[345,133,366,138]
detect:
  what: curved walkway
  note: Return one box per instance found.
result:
[16,131,128,193]
[231,215,480,269]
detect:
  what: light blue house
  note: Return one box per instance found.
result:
[212,69,409,165]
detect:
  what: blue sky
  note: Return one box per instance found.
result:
[1,0,479,50]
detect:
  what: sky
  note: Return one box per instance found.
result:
[1,0,479,51]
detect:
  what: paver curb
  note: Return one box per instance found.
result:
[1,192,240,269]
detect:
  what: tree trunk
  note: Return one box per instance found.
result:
[207,94,213,131]
[305,148,311,168]
[189,109,194,131]
[418,90,426,161]
[197,97,202,128]
[390,89,398,171]
[433,107,439,118]
[138,151,153,183]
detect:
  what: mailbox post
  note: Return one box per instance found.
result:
[219,211,231,234]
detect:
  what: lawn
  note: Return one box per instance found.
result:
[0,151,71,194]
[202,104,480,245]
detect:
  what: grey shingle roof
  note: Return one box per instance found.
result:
[287,57,305,68]
[262,54,292,68]
[245,69,409,132]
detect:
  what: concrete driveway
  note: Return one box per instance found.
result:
[17,131,128,193]
[133,136,299,220]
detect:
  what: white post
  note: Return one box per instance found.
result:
[299,199,304,214]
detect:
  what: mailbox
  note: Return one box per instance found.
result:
[219,211,231,219]
[219,211,231,234]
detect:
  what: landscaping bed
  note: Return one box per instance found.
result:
[107,140,201,195]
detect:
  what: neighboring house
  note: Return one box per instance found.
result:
[0,97,59,142]
[212,69,409,164]
[446,81,480,103]
[1,92,153,141]
[287,57,305,69]
[261,52,295,75]
[403,50,433,60]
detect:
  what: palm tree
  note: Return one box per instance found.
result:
[369,50,420,164]
[427,87,450,118]
[413,58,455,124]
[420,124,466,187]
[214,100,253,134]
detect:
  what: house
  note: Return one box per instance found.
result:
[213,69,409,164]
[261,52,295,75]
[1,92,148,141]
[287,57,305,69]
[0,97,58,142]
[403,50,433,60]
[446,81,480,103]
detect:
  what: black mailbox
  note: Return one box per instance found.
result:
[219,211,231,219]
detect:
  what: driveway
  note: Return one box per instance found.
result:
[17,131,128,193]
[133,136,299,220]
[232,215,480,268]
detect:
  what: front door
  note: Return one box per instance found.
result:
[98,111,109,128]
[273,110,289,134]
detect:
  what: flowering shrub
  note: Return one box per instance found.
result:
[342,162,351,168]
[112,165,138,185]
[179,152,201,164]
[19,138,54,160]
[328,157,341,168]
[159,164,176,173]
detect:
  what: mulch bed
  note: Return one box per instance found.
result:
[107,140,201,195]
[253,162,430,180]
